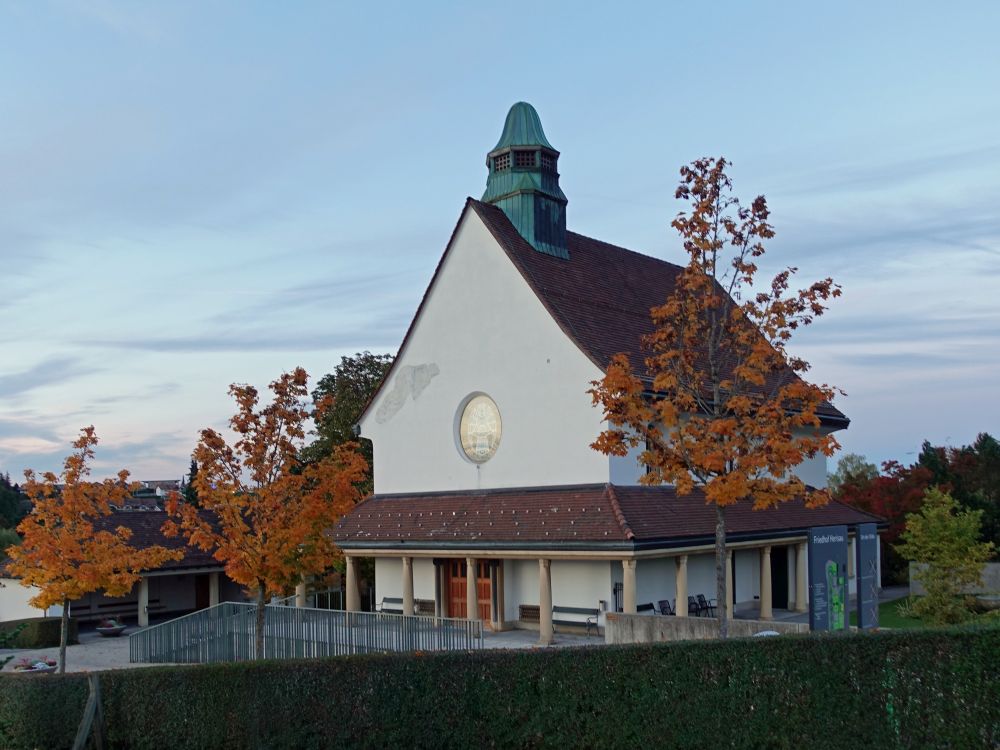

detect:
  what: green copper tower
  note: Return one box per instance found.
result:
[482,102,568,259]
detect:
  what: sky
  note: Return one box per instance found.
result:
[1,1,998,480]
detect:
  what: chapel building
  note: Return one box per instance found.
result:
[334,103,880,642]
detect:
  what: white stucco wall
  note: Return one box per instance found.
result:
[635,558,675,607]
[0,579,62,621]
[413,559,436,601]
[504,559,539,622]
[549,560,614,610]
[374,558,403,604]
[360,209,608,495]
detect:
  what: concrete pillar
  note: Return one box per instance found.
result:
[725,550,734,619]
[759,546,773,620]
[402,556,414,616]
[465,557,477,620]
[538,558,553,645]
[138,577,149,628]
[345,555,360,612]
[622,559,637,614]
[675,555,689,616]
[795,542,808,613]
[433,562,443,619]
[295,578,307,608]
[209,571,220,607]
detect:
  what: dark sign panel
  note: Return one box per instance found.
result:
[855,523,879,630]
[808,525,849,632]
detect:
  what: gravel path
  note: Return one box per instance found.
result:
[1,629,163,673]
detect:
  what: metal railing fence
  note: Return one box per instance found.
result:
[129,602,483,664]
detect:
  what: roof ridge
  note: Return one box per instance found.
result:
[604,484,636,541]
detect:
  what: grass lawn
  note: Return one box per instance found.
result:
[850,596,926,628]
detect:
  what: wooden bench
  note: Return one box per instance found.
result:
[553,605,601,636]
[519,604,540,623]
[376,597,405,615]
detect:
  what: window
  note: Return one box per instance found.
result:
[493,153,510,171]
[540,153,555,170]
[514,150,536,168]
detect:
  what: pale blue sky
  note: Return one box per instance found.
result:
[2,1,998,479]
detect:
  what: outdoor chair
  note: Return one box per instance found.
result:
[688,595,703,617]
[697,594,717,617]
[657,599,674,616]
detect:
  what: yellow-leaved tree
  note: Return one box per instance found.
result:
[590,157,842,637]
[164,368,367,659]
[5,427,183,672]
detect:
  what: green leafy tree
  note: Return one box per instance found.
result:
[918,433,1000,555]
[828,453,878,495]
[302,351,394,494]
[0,472,24,528]
[183,459,199,506]
[896,487,995,625]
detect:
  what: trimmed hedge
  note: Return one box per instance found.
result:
[0,616,78,648]
[1,627,998,749]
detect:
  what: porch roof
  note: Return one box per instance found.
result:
[332,483,883,552]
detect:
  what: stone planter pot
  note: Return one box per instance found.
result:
[96,624,127,637]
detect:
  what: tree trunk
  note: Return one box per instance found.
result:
[59,598,69,674]
[715,505,728,639]
[255,584,266,660]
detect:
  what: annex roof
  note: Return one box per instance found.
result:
[333,483,882,552]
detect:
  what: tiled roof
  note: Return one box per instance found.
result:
[2,510,223,579]
[469,200,847,423]
[92,511,222,572]
[333,484,882,550]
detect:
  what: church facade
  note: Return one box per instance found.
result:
[333,103,880,642]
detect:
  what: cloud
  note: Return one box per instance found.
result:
[773,143,1000,196]
[84,319,408,354]
[0,357,100,398]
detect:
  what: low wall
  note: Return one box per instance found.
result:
[605,613,807,644]
[909,561,1000,597]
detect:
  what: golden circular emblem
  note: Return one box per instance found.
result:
[459,395,502,463]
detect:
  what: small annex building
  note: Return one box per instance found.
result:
[333,103,880,642]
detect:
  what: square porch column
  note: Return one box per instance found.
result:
[795,542,808,613]
[538,558,553,645]
[622,559,637,614]
[433,561,443,619]
[345,555,361,612]
[465,557,477,621]
[295,578,307,608]
[725,550,734,619]
[759,545,773,620]
[138,576,149,627]
[675,555,688,616]
[209,571,220,607]
[402,556,415,615]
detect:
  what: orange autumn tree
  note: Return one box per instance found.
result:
[5,427,182,672]
[590,157,842,638]
[164,368,367,659]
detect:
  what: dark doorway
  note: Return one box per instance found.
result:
[195,574,210,610]
[771,547,789,610]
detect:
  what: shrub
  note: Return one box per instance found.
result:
[0,617,78,649]
[0,626,997,749]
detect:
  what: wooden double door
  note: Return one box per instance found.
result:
[444,559,492,621]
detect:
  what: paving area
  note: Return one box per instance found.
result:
[1,586,910,673]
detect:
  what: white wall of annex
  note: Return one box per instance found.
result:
[360,210,608,495]
[375,558,403,604]
[550,560,614,610]
[504,559,539,622]
[413,558,436,601]
[0,579,62,620]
